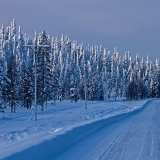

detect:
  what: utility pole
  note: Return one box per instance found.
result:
[23,36,50,121]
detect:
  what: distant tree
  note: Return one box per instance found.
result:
[1,19,160,106]
[5,52,18,113]
[50,67,59,106]
[36,31,52,111]
[19,62,32,109]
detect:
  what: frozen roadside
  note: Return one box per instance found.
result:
[0,99,151,159]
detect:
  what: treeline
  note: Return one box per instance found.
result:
[0,20,160,112]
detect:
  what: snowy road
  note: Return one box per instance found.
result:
[53,99,160,160]
[2,99,159,160]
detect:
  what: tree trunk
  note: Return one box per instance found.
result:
[13,106,16,113]
[46,98,47,108]
[54,97,56,106]
[11,102,13,113]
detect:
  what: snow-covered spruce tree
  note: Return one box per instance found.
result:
[118,58,123,97]
[126,72,135,100]
[87,61,94,100]
[78,66,85,100]
[19,62,32,109]
[0,59,8,112]
[136,70,145,99]
[156,73,160,97]
[102,48,107,101]
[50,66,59,106]
[92,63,103,100]
[110,47,118,98]
[149,68,159,98]
[36,31,52,111]
[153,59,160,97]
[58,66,65,100]
[149,78,155,98]
[5,52,19,113]
[143,79,149,98]
[0,42,9,110]
[1,20,160,104]
[51,36,59,66]
[114,66,122,101]
[0,25,6,102]
[0,25,5,59]
[63,62,70,100]
[122,52,132,99]
[68,41,81,101]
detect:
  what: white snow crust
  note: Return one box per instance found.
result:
[0,98,158,160]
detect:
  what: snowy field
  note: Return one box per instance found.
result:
[0,98,156,159]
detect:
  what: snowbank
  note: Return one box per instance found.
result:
[1,99,153,160]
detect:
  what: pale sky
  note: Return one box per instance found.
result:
[1,0,160,61]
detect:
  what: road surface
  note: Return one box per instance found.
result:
[54,99,160,160]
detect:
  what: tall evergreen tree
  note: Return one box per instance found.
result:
[5,52,18,113]
[19,62,32,109]
[36,31,52,111]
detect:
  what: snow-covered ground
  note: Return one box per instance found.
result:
[0,98,157,160]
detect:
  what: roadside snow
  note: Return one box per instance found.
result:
[0,99,150,159]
